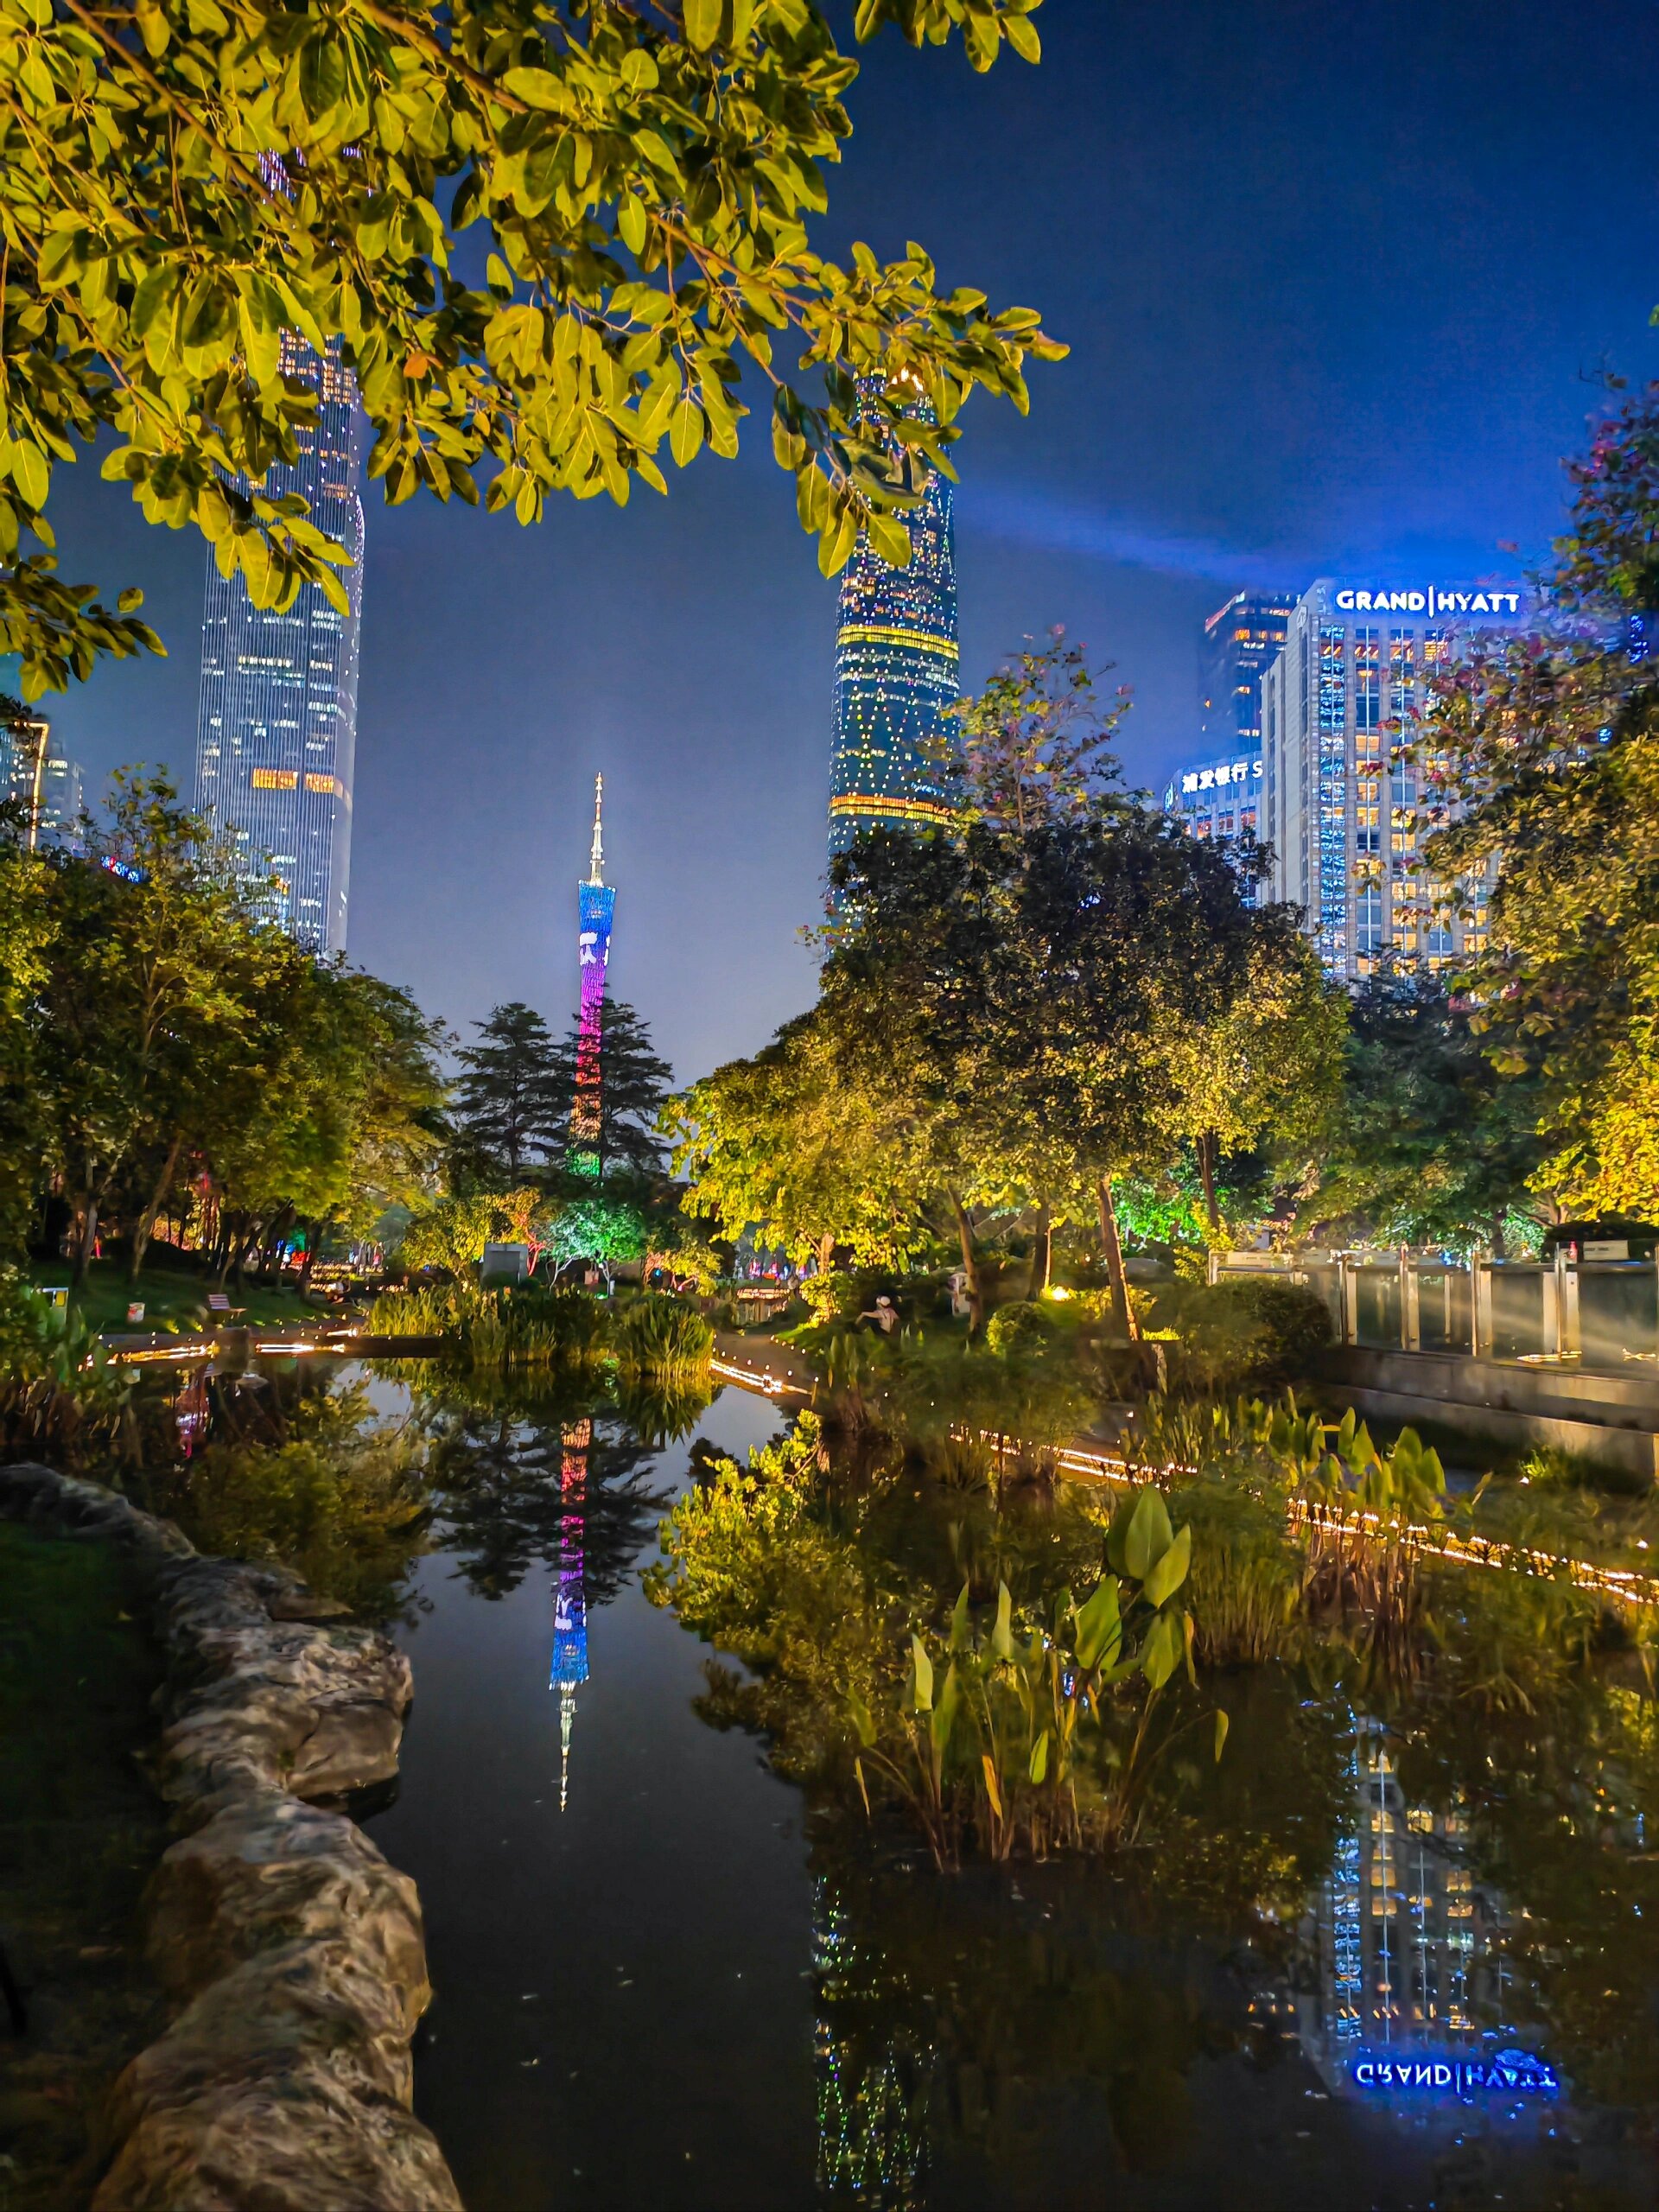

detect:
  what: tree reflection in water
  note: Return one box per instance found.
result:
[654,1415,1659,2207]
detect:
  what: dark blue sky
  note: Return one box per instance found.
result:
[41,0,1659,1078]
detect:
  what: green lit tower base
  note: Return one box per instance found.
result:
[829,451,958,863]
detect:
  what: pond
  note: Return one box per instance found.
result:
[330,1370,1659,2212]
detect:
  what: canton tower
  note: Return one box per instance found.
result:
[569,776,613,1179]
[828,410,959,862]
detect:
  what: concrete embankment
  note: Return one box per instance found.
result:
[0,1464,461,2212]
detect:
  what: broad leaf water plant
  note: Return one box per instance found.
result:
[845,1484,1223,1866]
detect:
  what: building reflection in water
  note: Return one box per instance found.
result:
[1255,1718,1547,2101]
[550,1418,592,1812]
[813,1878,927,2210]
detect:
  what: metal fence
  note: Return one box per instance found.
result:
[1211,1248,1659,1369]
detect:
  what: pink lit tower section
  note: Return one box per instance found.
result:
[570,775,613,1179]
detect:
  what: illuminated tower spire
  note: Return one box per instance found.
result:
[569,776,614,1178]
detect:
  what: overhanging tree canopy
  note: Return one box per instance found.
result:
[0,0,1061,694]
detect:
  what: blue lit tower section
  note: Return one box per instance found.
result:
[193,329,365,955]
[570,776,613,1179]
[829,428,959,861]
[550,1419,592,1811]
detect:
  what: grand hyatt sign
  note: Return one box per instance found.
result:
[1333,584,1524,618]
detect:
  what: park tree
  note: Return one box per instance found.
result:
[1425,382,1659,1221]
[670,1004,943,1285]
[399,1190,505,1276]
[452,1001,564,1185]
[0,0,1060,699]
[1303,964,1547,1254]
[27,774,274,1279]
[545,1192,648,1289]
[550,996,674,1179]
[1161,914,1345,1236]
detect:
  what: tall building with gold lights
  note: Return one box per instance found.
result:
[828,442,959,861]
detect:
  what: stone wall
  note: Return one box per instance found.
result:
[0,1463,462,2212]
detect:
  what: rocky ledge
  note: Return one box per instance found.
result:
[0,1463,461,2212]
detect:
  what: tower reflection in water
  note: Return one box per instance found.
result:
[550,1418,592,1812]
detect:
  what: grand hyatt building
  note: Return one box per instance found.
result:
[828,456,959,863]
[193,332,365,956]
[1260,578,1527,981]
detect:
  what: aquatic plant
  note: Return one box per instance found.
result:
[845,1486,1221,1868]
[0,1278,143,1469]
[367,1280,602,1369]
[610,1293,714,1378]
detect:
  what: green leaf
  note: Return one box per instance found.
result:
[501,67,568,112]
[1072,1575,1121,1670]
[670,397,704,467]
[683,0,721,50]
[909,1632,933,1713]
[10,442,48,512]
[866,511,911,569]
[618,194,648,257]
[846,1689,876,1747]
[1005,15,1040,62]
[1028,1729,1049,1785]
[990,1580,1014,1662]
[1213,1707,1230,1764]
[1141,1609,1182,1691]
[949,1580,970,1653]
[1141,1521,1191,1610]
[931,1660,960,1757]
[1123,1486,1173,1583]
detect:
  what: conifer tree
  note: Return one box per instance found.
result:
[452,1002,564,1186]
[550,998,673,1180]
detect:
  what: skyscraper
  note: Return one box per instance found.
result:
[1160,747,1265,903]
[1261,578,1528,979]
[569,776,613,1179]
[192,331,365,955]
[828,449,959,862]
[1199,590,1295,753]
[0,697,82,851]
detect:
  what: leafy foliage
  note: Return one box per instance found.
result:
[2,777,447,1279]
[1424,384,1659,1219]
[0,0,1060,692]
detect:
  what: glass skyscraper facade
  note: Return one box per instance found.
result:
[1199,589,1295,752]
[1161,747,1264,902]
[829,458,959,861]
[193,331,365,956]
[1261,579,1527,979]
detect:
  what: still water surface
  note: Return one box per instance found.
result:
[364,1382,1658,2211]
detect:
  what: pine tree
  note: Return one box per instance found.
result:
[550,999,674,1179]
[452,1002,564,1185]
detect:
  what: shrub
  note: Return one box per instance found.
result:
[1147,1277,1332,1391]
[985,1300,1053,1358]
[612,1293,715,1376]
[799,1271,861,1325]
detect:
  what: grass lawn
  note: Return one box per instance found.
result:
[0,1527,169,2212]
[26,1255,325,1333]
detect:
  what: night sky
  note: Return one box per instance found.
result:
[39,0,1659,1080]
